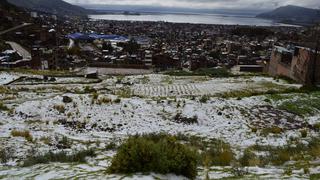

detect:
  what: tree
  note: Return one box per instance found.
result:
[123,38,140,55]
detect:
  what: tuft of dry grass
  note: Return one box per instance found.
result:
[53,105,66,114]
[11,130,33,142]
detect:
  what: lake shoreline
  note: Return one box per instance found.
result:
[89,13,301,27]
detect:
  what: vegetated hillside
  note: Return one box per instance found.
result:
[257,5,320,25]
[0,0,29,31]
[7,0,94,17]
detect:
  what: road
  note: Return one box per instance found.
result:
[5,41,31,60]
[0,23,32,36]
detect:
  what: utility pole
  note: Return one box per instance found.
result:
[311,9,320,85]
[311,25,319,85]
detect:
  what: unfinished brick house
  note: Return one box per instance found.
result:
[268,46,320,85]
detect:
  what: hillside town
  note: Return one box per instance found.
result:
[1,5,319,84]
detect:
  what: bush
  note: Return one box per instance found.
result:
[23,149,95,167]
[105,142,117,150]
[300,129,308,138]
[204,141,235,166]
[62,96,73,103]
[113,98,121,103]
[11,130,33,142]
[92,92,99,100]
[240,149,260,166]
[200,95,210,103]
[108,134,198,179]
[173,113,198,124]
[0,148,12,163]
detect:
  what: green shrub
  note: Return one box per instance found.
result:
[62,96,73,103]
[310,173,320,180]
[108,134,198,179]
[23,149,95,167]
[116,89,132,98]
[83,86,96,94]
[173,113,198,124]
[0,148,12,163]
[0,102,9,111]
[92,92,99,100]
[200,95,210,103]
[113,98,121,103]
[106,142,117,150]
[313,123,320,131]
[300,129,308,138]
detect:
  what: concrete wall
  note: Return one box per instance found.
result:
[269,46,320,85]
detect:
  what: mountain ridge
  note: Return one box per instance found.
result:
[7,0,93,17]
[257,5,320,25]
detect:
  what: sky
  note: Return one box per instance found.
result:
[65,0,320,10]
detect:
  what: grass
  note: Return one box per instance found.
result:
[268,91,320,116]
[140,76,150,84]
[22,149,96,167]
[311,174,320,180]
[278,98,320,116]
[0,102,9,111]
[108,134,198,179]
[84,86,96,94]
[53,105,66,114]
[105,142,118,150]
[246,137,320,166]
[165,68,233,78]
[11,130,33,142]
[0,68,74,76]
[261,126,284,136]
[203,139,235,166]
[115,89,132,98]
[239,149,260,167]
[97,97,112,105]
[161,76,173,84]
[0,86,12,94]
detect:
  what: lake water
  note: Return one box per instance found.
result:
[89,13,297,27]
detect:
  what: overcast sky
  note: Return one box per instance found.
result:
[65,0,320,10]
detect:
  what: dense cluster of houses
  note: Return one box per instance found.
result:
[0,6,319,85]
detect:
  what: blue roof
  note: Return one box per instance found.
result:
[67,33,128,41]
[66,33,94,40]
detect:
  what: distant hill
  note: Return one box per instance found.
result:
[0,0,29,31]
[257,5,320,25]
[7,0,94,17]
[0,0,19,10]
